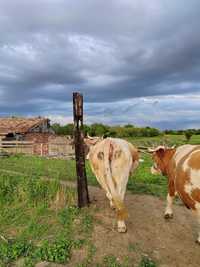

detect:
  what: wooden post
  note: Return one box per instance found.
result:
[73,92,90,208]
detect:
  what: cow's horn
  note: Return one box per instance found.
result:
[87,133,93,139]
[148,145,166,153]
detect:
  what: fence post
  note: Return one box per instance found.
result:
[73,92,90,208]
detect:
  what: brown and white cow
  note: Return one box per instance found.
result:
[85,137,139,233]
[150,144,200,243]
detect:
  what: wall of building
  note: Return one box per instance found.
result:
[25,133,53,155]
[28,120,54,134]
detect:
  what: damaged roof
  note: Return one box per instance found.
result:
[0,117,49,135]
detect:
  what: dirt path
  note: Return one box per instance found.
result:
[71,186,200,267]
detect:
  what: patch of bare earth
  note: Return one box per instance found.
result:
[36,184,200,267]
[87,186,199,267]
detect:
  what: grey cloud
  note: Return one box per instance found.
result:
[0,0,200,128]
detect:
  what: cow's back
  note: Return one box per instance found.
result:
[174,145,195,167]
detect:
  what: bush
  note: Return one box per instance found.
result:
[184,130,193,142]
[138,256,157,267]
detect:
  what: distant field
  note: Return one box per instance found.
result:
[127,134,200,146]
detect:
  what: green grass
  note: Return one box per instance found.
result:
[0,154,76,181]
[126,133,200,146]
[0,148,166,199]
[0,173,95,266]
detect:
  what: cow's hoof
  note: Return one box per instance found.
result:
[117,226,127,233]
[109,202,115,209]
[195,239,200,245]
[164,213,173,220]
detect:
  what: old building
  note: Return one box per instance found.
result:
[0,117,74,157]
[0,117,55,155]
[0,117,54,141]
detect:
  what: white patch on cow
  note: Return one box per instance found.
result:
[184,183,193,194]
[184,169,200,195]
[191,169,200,186]
[174,145,195,167]
[195,202,200,210]
[182,148,200,172]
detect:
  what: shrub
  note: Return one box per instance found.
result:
[184,130,193,142]
[138,256,157,267]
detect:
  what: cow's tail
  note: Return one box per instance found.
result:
[103,140,128,221]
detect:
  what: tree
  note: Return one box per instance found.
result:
[51,123,74,136]
[184,130,193,142]
[89,123,109,136]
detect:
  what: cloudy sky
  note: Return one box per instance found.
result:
[0,0,200,129]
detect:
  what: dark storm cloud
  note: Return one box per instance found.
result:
[0,0,200,128]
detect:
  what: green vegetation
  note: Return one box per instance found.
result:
[0,152,165,198]
[138,256,157,267]
[52,122,200,140]
[52,123,161,138]
[0,173,95,266]
[184,130,193,142]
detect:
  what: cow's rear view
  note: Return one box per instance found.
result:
[87,137,139,233]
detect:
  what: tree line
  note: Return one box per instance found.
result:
[51,123,200,141]
[51,123,161,138]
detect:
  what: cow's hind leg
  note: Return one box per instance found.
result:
[116,179,128,233]
[106,191,127,232]
[116,198,128,233]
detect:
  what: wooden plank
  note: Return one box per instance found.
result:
[1,141,34,145]
[48,142,73,145]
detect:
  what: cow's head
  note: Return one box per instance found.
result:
[84,134,104,159]
[148,146,176,176]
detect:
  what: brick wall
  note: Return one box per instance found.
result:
[24,133,74,157]
[24,133,54,155]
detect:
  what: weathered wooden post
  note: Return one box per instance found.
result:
[73,92,90,207]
